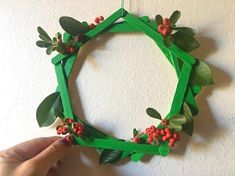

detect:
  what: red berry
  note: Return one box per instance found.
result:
[165,133,171,139]
[165,128,171,133]
[65,135,73,143]
[145,128,150,133]
[156,129,161,135]
[161,129,166,136]
[150,125,156,132]
[169,142,175,148]
[169,138,175,144]
[163,18,170,25]
[62,127,68,134]
[94,17,100,24]
[152,132,158,139]
[162,119,168,126]
[173,132,180,141]
[162,136,168,142]
[147,137,153,144]
[76,130,83,135]
[162,29,168,37]
[89,23,95,29]
[69,47,76,53]
[99,16,104,21]
[147,132,152,137]
[133,136,140,143]
[158,24,165,33]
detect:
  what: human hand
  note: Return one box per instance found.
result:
[0,136,73,176]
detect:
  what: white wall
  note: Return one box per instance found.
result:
[0,0,235,175]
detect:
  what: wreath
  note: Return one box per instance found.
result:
[36,8,213,164]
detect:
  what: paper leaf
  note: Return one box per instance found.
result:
[155,15,163,25]
[173,31,200,52]
[46,45,53,55]
[168,114,187,131]
[159,142,170,156]
[37,26,52,41]
[174,27,195,36]
[133,128,138,137]
[36,41,51,48]
[99,149,123,164]
[36,92,62,127]
[191,61,214,86]
[146,108,162,120]
[59,16,88,36]
[131,152,145,162]
[170,10,181,25]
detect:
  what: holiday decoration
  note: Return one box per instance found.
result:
[36,8,213,164]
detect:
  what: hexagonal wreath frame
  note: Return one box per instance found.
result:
[49,8,203,161]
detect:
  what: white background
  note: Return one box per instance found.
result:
[0,0,235,175]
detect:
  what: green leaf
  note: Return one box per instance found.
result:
[36,92,62,127]
[146,108,161,120]
[59,16,88,36]
[81,21,90,32]
[131,152,144,162]
[163,35,173,47]
[133,128,138,137]
[182,119,194,136]
[168,114,187,131]
[159,142,170,156]
[173,31,200,52]
[191,61,214,86]
[183,102,193,120]
[99,149,123,164]
[37,26,52,41]
[46,45,53,55]
[174,27,195,36]
[39,35,52,43]
[36,41,51,48]
[181,102,194,135]
[155,15,163,25]
[170,10,181,25]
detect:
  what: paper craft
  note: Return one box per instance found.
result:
[36,8,213,164]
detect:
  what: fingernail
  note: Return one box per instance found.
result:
[61,135,73,145]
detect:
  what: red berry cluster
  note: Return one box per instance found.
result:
[56,33,77,54]
[89,16,105,29]
[145,121,180,148]
[158,18,172,37]
[56,118,84,137]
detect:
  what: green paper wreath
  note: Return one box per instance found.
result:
[36,8,213,164]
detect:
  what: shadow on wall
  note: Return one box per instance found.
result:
[61,31,232,175]
[171,33,232,157]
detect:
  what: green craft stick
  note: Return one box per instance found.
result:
[73,137,161,155]
[123,13,196,66]
[169,53,198,115]
[169,63,192,115]
[108,19,156,33]
[54,63,74,118]
[56,54,77,92]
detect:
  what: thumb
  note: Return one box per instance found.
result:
[28,135,73,171]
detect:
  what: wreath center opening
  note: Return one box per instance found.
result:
[69,33,178,139]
